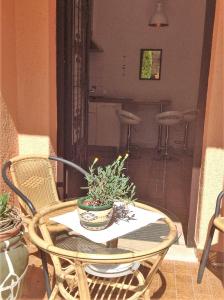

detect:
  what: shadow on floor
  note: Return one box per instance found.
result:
[20,264,46,299]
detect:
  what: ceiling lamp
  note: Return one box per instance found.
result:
[148,1,168,27]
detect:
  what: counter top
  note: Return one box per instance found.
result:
[89,95,133,104]
[125,100,171,106]
[89,96,171,106]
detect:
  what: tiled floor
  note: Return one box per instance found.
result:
[20,250,224,300]
[19,147,224,299]
[151,259,224,300]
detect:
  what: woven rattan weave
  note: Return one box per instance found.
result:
[10,156,60,215]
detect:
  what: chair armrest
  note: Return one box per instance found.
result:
[2,161,37,216]
[214,191,224,217]
[49,156,89,176]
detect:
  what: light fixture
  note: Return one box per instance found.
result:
[148,1,168,27]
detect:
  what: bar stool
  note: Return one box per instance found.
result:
[182,109,198,151]
[156,111,183,158]
[117,110,141,155]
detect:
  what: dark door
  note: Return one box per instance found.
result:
[57,0,90,198]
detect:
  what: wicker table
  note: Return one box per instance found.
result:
[28,200,178,300]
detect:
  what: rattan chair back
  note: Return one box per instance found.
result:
[9,155,60,216]
[2,155,89,298]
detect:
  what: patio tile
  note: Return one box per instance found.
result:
[158,273,176,290]
[159,260,175,274]
[194,294,213,300]
[174,261,193,274]
[175,274,194,298]
[176,296,194,300]
[192,283,211,295]
[209,286,224,298]
[152,292,177,300]
[19,251,224,300]
[187,262,199,272]
[176,291,194,299]
[192,275,212,295]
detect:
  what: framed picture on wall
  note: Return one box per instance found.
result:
[139,49,162,80]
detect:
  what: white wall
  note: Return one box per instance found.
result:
[90,0,206,148]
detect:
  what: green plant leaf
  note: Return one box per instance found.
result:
[0,193,10,216]
[83,155,137,206]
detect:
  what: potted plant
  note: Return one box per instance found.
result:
[77,154,136,230]
[0,193,29,299]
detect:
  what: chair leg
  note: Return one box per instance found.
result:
[197,225,216,283]
[40,250,52,298]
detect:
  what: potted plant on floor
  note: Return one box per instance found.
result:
[0,193,29,299]
[77,154,137,231]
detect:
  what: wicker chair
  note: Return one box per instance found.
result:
[197,191,224,283]
[2,155,88,298]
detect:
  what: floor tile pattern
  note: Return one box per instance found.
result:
[19,252,224,300]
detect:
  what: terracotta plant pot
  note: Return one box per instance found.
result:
[77,197,113,231]
[0,222,22,242]
[0,223,29,299]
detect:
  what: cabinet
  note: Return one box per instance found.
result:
[88,102,122,147]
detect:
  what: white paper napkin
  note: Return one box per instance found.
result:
[50,205,162,243]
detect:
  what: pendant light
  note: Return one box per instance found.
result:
[148,1,168,27]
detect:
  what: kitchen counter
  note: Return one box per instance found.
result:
[89,95,133,104]
[89,96,171,106]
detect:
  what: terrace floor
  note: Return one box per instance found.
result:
[19,247,224,300]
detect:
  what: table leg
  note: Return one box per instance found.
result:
[49,284,59,300]
[75,261,91,300]
[106,238,118,248]
[142,288,151,300]
[142,250,168,299]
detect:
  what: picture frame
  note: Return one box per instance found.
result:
[139,49,162,80]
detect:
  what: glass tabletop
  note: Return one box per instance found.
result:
[46,201,182,258]
[29,200,182,278]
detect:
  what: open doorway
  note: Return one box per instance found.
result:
[56,0,216,246]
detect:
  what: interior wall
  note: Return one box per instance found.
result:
[0,0,18,192]
[195,0,224,251]
[89,0,206,148]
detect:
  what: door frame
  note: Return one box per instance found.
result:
[56,0,90,198]
[187,0,216,246]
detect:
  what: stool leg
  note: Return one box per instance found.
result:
[197,224,216,283]
[183,122,189,151]
[127,124,132,154]
[157,103,164,151]
[157,124,163,152]
[164,125,169,157]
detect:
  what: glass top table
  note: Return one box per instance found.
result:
[29,200,180,300]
